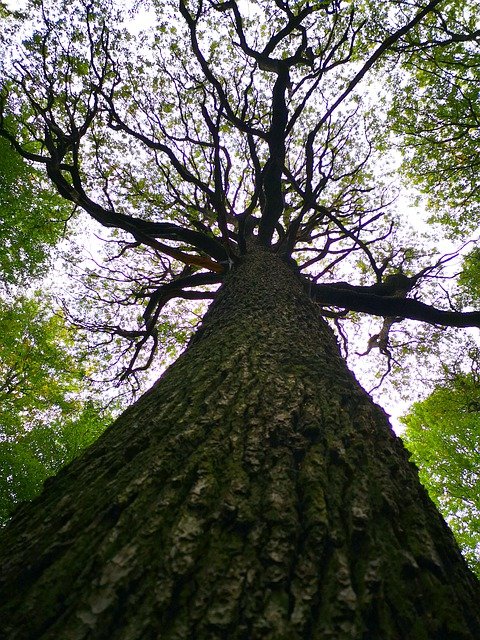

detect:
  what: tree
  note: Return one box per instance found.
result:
[0,81,115,523]
[0,294,113,524]
[388,20,480,235]
[402,371,480,578]
[0,123,71,286]
[0,2,71,287]
[1,0,480,637]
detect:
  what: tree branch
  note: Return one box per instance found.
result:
[308,0,446,139]
[308,281,480,329]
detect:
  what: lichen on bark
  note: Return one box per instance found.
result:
[0,246,479,639]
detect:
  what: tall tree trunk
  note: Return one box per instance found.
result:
[1,247,479,639]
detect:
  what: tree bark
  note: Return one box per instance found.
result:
[1,247,479,639]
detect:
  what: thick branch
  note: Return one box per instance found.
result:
[309,281,480,329]
[258,69,289,246]
[121,272,221,380]
[143,271,223,325]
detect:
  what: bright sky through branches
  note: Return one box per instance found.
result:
[3,0,480,435]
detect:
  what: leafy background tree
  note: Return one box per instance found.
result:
[400,250,480,577]
[458,248,480,307]
[0,122,69,286]
[0,71,116,524]
[402,370,480,577]
[0,294,113,524]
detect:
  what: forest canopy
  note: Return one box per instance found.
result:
[402,370,480,577]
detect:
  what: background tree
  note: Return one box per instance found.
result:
[402,369,480,578]
[0,65,116,523]
[0,120,70,286]
[400,252,480,579]
[458,248,480,307]
[1,0,480,637]
[0,294,113,524]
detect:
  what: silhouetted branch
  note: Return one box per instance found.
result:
[308,280,480,329]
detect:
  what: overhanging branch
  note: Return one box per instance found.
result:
[309,281,480,329]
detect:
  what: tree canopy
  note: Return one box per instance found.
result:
[1,0,480,387]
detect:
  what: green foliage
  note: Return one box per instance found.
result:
[402,375,480,576]
[0,294,112,524]
[0,402,109,524]
[458,248,480,306]
[0,109,111,520]
[0,131,72,285]
[388,5,480,235]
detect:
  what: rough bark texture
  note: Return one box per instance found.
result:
[0,247,479,639]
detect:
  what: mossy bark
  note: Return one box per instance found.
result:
[0,247,479,639]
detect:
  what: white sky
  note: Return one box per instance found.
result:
[5,0,28,9]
